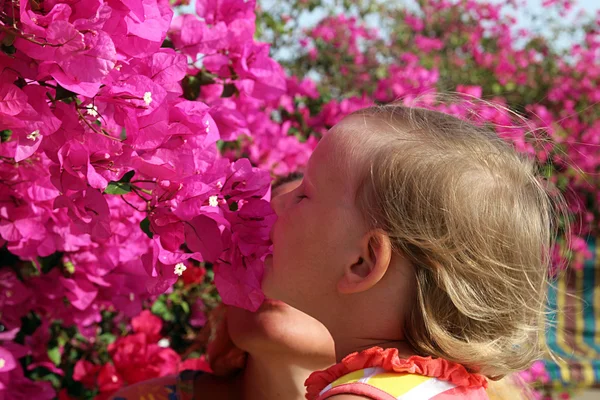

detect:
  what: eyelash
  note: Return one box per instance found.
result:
[296,195,307,202]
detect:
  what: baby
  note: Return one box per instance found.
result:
[262,104,563,400]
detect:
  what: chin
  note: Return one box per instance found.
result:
[228,302,298,354]
[260,257,281,300]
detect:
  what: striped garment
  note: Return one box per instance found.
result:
[305,347,489,400]
[315,366,489,400]
[544,236,600,387]
[317,367,488,400]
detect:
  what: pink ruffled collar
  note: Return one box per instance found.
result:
[305,346,488,400]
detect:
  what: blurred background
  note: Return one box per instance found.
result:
[1,0,598,399]
[250,2,600,398]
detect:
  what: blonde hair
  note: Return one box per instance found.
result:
[347,104,567,384]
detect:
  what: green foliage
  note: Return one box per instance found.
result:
[105,170,135,195]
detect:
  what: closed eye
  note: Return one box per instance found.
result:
[296,195,308,202]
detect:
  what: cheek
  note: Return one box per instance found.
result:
[273,207,311,250]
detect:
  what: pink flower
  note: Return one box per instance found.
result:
[179,355,212,373]
[97,362,123,393]
[54,188,111,240]
[184,214,224,262]
[214,255,265,312]
[414,35,444,53]
[73,360,102,388]
[456,85,483,99]
[131,310,163,343]
[109,332,180,384]
[59,275,99,311]
[196,0,256,26]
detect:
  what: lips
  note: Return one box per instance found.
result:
[262,297,286,307]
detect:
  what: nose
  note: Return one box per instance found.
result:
[270,190,287,217]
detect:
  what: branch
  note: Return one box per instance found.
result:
[75,107,122,142]
[0,25,62,47]
[119,195,145,212]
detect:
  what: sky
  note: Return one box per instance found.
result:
[180,0,599,53]
[280,0,600,46]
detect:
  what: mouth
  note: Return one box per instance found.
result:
[264,254,273,267]
[262,297,286,308]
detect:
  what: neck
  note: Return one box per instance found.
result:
[242,352,323,400]
[334,338,415,363]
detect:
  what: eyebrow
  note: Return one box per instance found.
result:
[272,172,304,191]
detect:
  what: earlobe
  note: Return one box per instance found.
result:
[337,230,392,294]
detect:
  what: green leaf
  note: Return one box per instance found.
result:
[151,299,175,322]
[140,217,154,239]
[98,332,116,345]
[221,83,238,98]
[121,170,135,183]
[205,269,214,281]
[168,291,182,304]
[161,38,175,49]
[55,85,76,102]
[228,201,239,212]
[1,44,16,55]
[105,171,135,195]
[180,301,190,314]
[48,346,61,366]
[39,252,64,274]
[1,129,12,142]
[104,181,131,195]
[183,70,216,101]
[64,261,75,274]
[57,333,68,348]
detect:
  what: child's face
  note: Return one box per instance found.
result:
[262,122,368,321]
[228,180,334,361]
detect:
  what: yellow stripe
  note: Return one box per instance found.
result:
[575,268,596,357]
[581,360,596,387]
[556,274,572,382]
[330,369,433,397]
[595,243,600,346]
[367,372,431,397]
[331,369,368,388]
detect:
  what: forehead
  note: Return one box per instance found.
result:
[306,120,366,199]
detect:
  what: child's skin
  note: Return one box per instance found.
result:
[112,179,335,400]
[263,115,417,363]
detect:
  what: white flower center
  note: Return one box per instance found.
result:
[87,105,98,117]
[174,262,187,276]
[143,91,153,106]
[209,195,219,207]
[26,130,40,141]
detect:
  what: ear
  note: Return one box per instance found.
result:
[337,229,392,294]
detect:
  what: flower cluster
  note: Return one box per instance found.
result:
[70,310,211,399]
[0,0,598,397]
[0,0,294,397]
